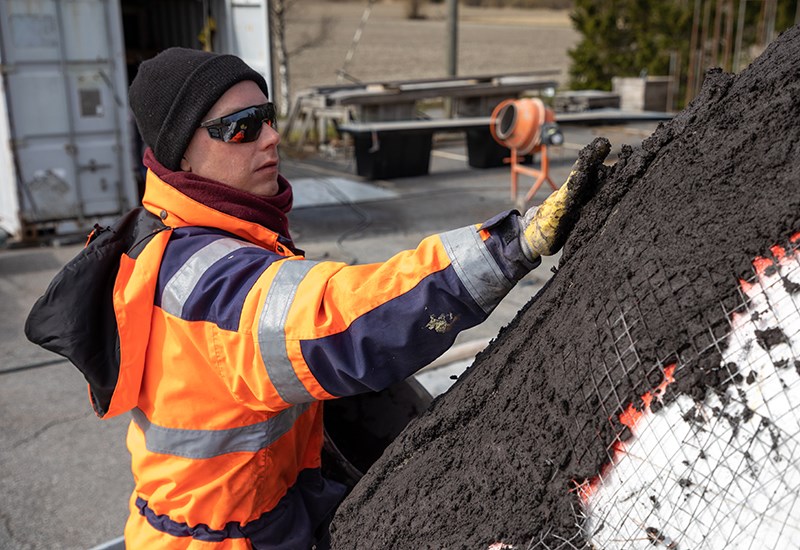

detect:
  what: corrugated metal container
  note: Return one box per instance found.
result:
[0,0,274,243]
[0,0,137,242]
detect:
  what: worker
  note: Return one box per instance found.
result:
[25,48,608,549]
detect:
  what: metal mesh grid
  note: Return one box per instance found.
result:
[576,239,800,549]
[518,238,800,550]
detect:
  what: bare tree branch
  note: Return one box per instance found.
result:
[270,0,334,117]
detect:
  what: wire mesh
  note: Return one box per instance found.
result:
[576,237,800,549]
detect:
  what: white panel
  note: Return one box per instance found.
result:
[225,0,274,98]
[76,141,126,216]
[0,73,20,237]
[5,1,61,63]
[69,69,119,134]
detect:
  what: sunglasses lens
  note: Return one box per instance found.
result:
[224,115,261,143]
[206,104,276,143]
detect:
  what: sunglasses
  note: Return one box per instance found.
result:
[200,102,277,143]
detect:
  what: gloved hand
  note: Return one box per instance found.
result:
[519,137,611,262]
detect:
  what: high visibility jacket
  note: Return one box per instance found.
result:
[29,168,538,549]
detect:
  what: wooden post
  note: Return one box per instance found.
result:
[733,0,746,72]
[445,0,459,118]
[722,0,735,71]
[447,0,458,78]
[686,0,702,104]
[697,0,712,93]
[764,0,777,46]
[712,0,724,66]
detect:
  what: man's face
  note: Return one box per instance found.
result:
[181,80,281,197]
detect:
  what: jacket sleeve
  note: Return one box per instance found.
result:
[157,212,537,411]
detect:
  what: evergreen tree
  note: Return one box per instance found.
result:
[569,0,799,107]
[569,0,691,92]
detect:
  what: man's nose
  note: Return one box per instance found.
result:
[259,122,281,147]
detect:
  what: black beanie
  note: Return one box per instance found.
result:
[129,47,269,171]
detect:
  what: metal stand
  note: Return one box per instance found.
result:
[509,145,557,206]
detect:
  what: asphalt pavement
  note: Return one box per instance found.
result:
[0,122,658,549]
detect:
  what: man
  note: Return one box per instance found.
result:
[26,48,608,548]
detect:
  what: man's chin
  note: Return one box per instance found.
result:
[251,177,280,197]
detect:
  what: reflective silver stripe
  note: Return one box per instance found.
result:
[440,226,513,314]
[258,259,319,404]
[161,238,257,317]
[131,404,311,459]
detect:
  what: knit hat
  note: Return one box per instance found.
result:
[129,47,269,171]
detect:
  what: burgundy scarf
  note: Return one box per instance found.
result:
[143,148,293,242]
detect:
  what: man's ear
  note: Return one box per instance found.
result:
[180,155,191,172]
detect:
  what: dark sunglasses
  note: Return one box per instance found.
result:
[200,102,277,143]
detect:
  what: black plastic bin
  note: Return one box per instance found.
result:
[351,132,433,179]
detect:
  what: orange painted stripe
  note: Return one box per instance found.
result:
[572,364,677,504]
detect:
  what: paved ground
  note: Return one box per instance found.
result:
[285,2,578,98]
[0,121,660,549]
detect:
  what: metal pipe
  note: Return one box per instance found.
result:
[697,0,712,93]
[446,0,458,77]
[764,0,777,46]
[667,51,677,111]
[339,0,376,84]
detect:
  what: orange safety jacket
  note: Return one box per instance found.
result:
[26,168,538,549]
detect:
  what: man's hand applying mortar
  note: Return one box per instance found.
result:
[519,137,611,262]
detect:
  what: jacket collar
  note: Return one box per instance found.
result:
[142,169,285,252]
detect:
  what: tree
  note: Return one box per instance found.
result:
[569,0,692,92]
[270,0,332,118]
[568,0,799,107]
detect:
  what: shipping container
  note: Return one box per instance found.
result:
[0,0,273,244]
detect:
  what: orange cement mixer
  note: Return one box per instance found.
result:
[490,97,563,206]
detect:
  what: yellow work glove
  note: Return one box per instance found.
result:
[519,137,611,262]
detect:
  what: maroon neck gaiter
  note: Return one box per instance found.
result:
[143,148,294,242]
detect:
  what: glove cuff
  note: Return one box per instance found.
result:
[517,210,541,264]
